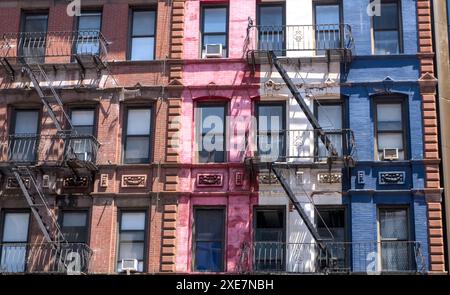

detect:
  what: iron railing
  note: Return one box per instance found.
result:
[255,129,356,163]
[0,243,92,274]
[0,30,109,62]
[237,241,426,274]
[7,133,100,165]
[248,24,354,55]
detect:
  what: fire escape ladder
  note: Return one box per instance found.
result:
[21,62,73,132]
[271,165,324,247]
[268,51,337,158]
[12,166,67,247]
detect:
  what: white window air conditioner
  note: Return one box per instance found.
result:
[121,259,138,273]
[383,148,399,161]
[205,44,223,58]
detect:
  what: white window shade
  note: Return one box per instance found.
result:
[72,110,94,126]
[121,212,146,230]
[2,213,30,242]
[318,105,342,129]
[127,109,151,135]
[14,111,39,134]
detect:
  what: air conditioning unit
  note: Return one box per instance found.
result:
[383,148,399,161]
[205,44,223,58]
[121,259,138,273]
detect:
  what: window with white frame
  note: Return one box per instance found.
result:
[375,101,405,160]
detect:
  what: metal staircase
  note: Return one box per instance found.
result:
[21,62,74,132]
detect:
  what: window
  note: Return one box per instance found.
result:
[10,110,40,162]
[379,207,412,271]
[129,9,156,61]
[316,207,347,269]
[21,13,48,63]
[193,208,225,272]
[196,103,226,163]
[76,12,102,55]
[375,101,405,160]
[316,103,343,159]
[123,108,152,164]
[0,212,30,273]
[258,4,284,54]
[201,6,228,57]
[60,211,88,243]
[254,208,285,271]
[70,109,96,161]
[257,103,285,161]
[315,4,341,50]
[373,1,402,54]
[117,211,146,272]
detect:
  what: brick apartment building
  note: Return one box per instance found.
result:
[0,0,447,275]
[0,0,183,274]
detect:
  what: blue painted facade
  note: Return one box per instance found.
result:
[341,0,429,271]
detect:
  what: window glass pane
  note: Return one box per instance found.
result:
[125,137,150,162]
[203,35,226,47]
[259,6,283,27]
[62,212,87,227]
[378,133,403,150]
[374,3,399,30]
[78,13,101,31]
[258,105,283,132]
[195,210,224,241]
[203,8,227,33]
[121,212,146,230]
[120,231,145,242]
[127,109,151,135]
[118,242,144,260]
[317,209,345,241]
[0,245,27,272]
[195,241,223,271]
[2,213,29,242]
[14,111,39,134]
[199,106,225,133]
[256,210,284,228]
[318,105,342,129]
[24,15,48,32]
[72,110,94,126]
[380,209,408,240]
[377,104,402,130]
[374,31,400,55]
[132,11,156,36]
[315,5,340,25]
[131,37,155,60]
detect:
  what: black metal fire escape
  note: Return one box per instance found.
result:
[0,31,107,273]
[245,21,356,271]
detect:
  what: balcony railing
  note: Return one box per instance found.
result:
[248,24,354,56]
[238,241,426,274]
[0,30,109,63]
[0,243,92,274]
[7,133,100,166]
[254,129,356,163]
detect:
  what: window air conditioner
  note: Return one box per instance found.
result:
[121,259,138,273]
[383,148,399,161]
[205,44,223,58]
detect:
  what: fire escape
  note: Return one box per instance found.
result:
[244,20,357,273]
[0,31,108,273]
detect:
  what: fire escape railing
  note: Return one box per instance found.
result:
[247,24,354,55]
[0,243,92,274]
[237,241,426,274]
[7,133,100,167]
[254,128,356,163]
[0,30,109,61]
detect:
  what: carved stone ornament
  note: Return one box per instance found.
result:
[63,176,89,188]
[317,172,342,184]
[379,172,405,185]
[197,174,223,187]
[121,175,147,188]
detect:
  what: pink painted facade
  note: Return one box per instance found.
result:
[176,0,259,272]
